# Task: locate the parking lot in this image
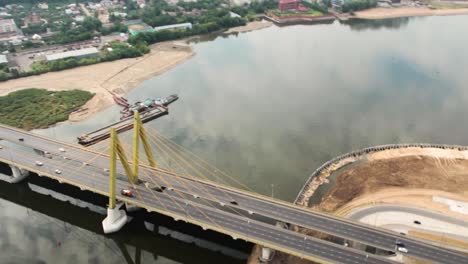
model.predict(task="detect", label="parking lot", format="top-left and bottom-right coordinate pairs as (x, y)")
top-left (11, 39), bottom-right (102, 72)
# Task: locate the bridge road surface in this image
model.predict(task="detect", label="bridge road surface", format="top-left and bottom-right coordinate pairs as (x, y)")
top-left (1, 125), bottom-right (468, 263)
top-left (0, 145), bottom-right (396, 264)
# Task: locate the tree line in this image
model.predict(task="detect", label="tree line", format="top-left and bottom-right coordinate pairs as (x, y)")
top-left (342, 0), bottom-right (378, 12)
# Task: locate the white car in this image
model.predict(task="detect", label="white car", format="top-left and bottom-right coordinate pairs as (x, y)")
top-left (59, 148), bottom-right (66, 152)
top-left (35, 161), bottom-right (43, 166)
top-left (55, 169), bottom-right (62, 174)
top-left (397, 247), bottom-right (408, 253)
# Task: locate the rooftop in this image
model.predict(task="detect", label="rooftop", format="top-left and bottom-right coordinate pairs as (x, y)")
top-left (0, 54), bottom-right (7, 64)
top-left (45, 47), bottom-right (99, 61)
top-left (153, 22), bottom-right (192, 31)
top-left (0, 18), bottom-right (16, 27)
top-left (279, 0), bottom-right (299, 3)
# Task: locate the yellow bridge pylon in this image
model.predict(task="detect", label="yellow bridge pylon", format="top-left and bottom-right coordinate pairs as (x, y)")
top-left (108, 111), bottom-right (157, 209)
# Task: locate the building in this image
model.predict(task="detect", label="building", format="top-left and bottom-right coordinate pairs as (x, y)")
top-left (0, 54), bottom-right (8, 65)
top-left (229, 11), bottom-right (241, 18)
top-left (332, 0), bottom-right (344, 8)
top-left (154, 22), bottom-right (192, 32)
top-left (38, 2), bottom-right (49, 10)
top-left (0, 12), bottom-right (11, 18)
top-left (112, 12), bottom-right (128, 18)
top-left (278, 0), bottom-right (300, 12)
top-left (74, 15), bottom-right (85, 22)
top-left (32, 34), bottom-right (42, 41)
top-left (0, 19), bottom-right (17, 35)
top-left (125, 20), bottom-right (155, 36)
top-left (24, 12), bottom-right (42, 26)
top-left (45, 47), bottom-right (100, 62)
top-left (134, 0), bottom-right (146, 8)
top-left (129, 27), bottom-right (154, 36)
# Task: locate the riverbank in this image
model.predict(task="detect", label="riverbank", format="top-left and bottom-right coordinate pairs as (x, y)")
top-left (354, 7), bottom-right (468, 19)
top-left (0, 42), bottom-right (194, 122)
top-left (224, 20), bottom-right (273, 34)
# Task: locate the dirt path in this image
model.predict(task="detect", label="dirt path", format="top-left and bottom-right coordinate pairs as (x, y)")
top-left (0, 42), bottom-right (194, 122)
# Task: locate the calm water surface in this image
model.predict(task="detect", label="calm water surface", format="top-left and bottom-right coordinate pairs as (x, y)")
top-left (2, 15), bottom-right (468, 263)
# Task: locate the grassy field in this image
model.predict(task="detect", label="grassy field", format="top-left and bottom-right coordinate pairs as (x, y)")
top-left (0, 88), bottom-right (94, 130)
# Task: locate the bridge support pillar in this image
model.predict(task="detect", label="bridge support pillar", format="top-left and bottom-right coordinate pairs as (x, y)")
top-left (259, 247), bottom-right (274, 262)
top-left (10, 165), bottom-right (29, 183)
top-left (102, 202), bottom-right (128, 234)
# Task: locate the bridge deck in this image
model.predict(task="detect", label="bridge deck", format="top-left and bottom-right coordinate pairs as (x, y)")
top-left (0, 124), bottom-right (466, 264)
top-left (0, 145), bottom-right (392, 264)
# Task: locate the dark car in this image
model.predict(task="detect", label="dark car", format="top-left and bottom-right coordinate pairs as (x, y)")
top-left (121, 189), bottom-right (134, 197)
top-left (414, 220), bottom-right (421, 225)
top-left (395, 240), bottom-right (405, 247)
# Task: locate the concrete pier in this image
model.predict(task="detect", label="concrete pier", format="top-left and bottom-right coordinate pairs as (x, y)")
top-left (259, 247), bottom-right (274, 262)
top-left (102, 202), bottom-right (128, 234)
top-left (9, 165), bottom-right (29, 183)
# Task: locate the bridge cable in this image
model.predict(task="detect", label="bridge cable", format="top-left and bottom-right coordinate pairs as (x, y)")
top-left (142, 131), bottom-right (249, 218)
top-left (119, 141), bottom-right (223, 229)
top-left (148, 128), bottom-right (254, 192)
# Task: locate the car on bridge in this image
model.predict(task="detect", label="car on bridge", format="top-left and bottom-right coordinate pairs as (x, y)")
top-left (395, 240), bottom-right (408, 253)
top-left (121, 189), bottom-right (134, 197)
top-left (397, 247), bottom-right (408, 253)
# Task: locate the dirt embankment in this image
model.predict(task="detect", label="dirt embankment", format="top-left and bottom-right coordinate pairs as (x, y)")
top-left (0, 42), bottom-right (194, 122)
top-left (354, 7), bottom-right (468, 19)
top-left (316, 155), bottom-right (468, 213)
top-left (250, 145), bottom-right (468, 264)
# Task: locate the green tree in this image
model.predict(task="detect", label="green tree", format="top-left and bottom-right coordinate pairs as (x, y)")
top-left (81, 16), bottom-right (102, 32)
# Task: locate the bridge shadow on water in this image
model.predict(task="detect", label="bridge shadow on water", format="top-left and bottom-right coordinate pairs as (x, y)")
top-left (0, 163), bottom-right (251, 264)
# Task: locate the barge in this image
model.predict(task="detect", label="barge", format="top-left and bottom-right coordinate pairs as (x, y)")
top-left (77, 94), bottom-right (178, 146)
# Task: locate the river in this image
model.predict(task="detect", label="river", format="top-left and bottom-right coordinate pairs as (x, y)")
top-left (1, 15), bottom-right (468, 263)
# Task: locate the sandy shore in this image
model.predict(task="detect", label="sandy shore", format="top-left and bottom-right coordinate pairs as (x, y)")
top-left (0, 42), bottom-right (194, 121)
top-left (354, 7), bottom-right (468, 19)
top-left (224, 20), bottom-right (273, 34)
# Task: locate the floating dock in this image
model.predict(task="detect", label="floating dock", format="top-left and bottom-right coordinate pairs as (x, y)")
top-left (77, 95), bottom-right (178, 146)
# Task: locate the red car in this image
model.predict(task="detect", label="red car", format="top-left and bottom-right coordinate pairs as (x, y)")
top-left (121, 189), bottom-right (134, 197)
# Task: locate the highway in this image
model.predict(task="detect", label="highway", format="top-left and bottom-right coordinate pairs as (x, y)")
top-left (1, 125), bottom-right (467, 263)
top-left (0, 144), bottom-right (394, 264)
top-left (349, 205), bottom-right (468, 227)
